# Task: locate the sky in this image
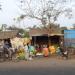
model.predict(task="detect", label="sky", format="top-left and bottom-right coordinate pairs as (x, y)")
top-left (0, 0), bottom-right (75, 29)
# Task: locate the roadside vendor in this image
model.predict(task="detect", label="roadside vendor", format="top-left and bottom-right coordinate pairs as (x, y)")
top-left (43, 45), bottom-right (49, 57)
top-left (23, 43), bottom-right (30, 60)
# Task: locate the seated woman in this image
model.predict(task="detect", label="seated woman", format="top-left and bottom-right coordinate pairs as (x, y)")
top-left (56, 47), bottom-right (68, 59)
top-left (3, 41), bottom-right (12, 60)
top-left (28, 45), bottom-right (36, 57)
top-left (43, 45), bottom-right (49, 57)
top-left (56, 47), bottom-right (62, 56)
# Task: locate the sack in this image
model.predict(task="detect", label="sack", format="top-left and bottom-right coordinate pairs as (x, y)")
top-left (64, 51), bottom-right (67, 55)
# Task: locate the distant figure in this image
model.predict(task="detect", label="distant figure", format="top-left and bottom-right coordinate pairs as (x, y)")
top-left (43, 45), bottom-right (49, 57)
top-left (61, 47), bottom-right (68, 59)
top-left (3, 40), bottom-right (12, 60)
top-left (57, 47), bottom-right (68, 59)
top-left (28, 44), bottom-right (35, 59)
top-left (3, 41), bottom-right (10, 49)
top-left (35, 44), bottom-right (40, 53)
top-left (23, 43), bottom-right (29, 60)
top-left (56, 47), bottom-right (62, 56)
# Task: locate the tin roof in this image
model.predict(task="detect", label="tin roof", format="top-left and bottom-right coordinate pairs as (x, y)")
top-left (29, 27), bottom-right (63, 36)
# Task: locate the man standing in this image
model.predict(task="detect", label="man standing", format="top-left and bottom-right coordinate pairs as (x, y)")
top-left (23, 43), bottom-right (29, 61)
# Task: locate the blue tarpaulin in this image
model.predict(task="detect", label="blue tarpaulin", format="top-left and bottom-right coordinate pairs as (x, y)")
top-left (64, 30), bottom-right (75, 39)
top-left (64, 30), bottom-right (75, 47)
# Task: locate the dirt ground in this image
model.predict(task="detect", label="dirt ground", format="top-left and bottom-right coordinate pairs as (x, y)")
top-left (0, 56), bottom-right (75, 75)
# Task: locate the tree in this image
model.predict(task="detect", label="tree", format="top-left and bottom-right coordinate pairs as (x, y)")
top-left (8, 26), bottom-right (29, 38)
top-left (17, 0), bottom-right (72, 28)
top-left (0, 1), bottom-right (2, 10)
top-left (16, 0), bottom-right (73, 45)
top-left (1, 24), bottom-right (7, 31)
top-left (72, 24), bottom-right (75, 29)
top-left (0, 4), bottom-right (1, 10)
top-left (60, 26), bottom-right (68, 34)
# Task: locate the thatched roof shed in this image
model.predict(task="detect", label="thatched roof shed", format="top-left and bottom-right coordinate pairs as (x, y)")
top-left (0, 30), bottom-right (18, 40)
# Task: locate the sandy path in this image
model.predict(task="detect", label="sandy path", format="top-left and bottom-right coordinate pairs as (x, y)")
top-left (0, 57), bottom-right (75, 69)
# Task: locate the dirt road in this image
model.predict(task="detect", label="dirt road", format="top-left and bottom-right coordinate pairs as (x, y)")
top-left (0, 57), bottom-right (75, 75)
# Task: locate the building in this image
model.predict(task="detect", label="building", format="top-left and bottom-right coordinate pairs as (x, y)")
top-left (0, 30), bottom-right (19, 46)
top-left (29, 25), bottom-right (64, 47)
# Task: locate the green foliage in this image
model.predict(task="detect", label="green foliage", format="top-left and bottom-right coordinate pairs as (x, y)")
top-left (18, 29), bottom-right (25, 34)
top-left (8, 26), bottom-right (29, 38)
top-left (18, 29), bottom-right (29, 38)
top-left (23, 31), bottom-right (29, 38)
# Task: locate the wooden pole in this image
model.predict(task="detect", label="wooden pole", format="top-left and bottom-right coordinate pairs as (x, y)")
top-left (34, 36), bottom-right (36, 46)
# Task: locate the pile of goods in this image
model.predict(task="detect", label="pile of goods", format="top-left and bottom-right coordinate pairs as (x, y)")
top-left (49, 45), bottom-right (56, 54)
top-left (16, 47), bottom-right (25, 60)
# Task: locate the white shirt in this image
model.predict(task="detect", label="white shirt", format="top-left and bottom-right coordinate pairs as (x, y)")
top-left (24, 45), bottom-right (29, 52)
